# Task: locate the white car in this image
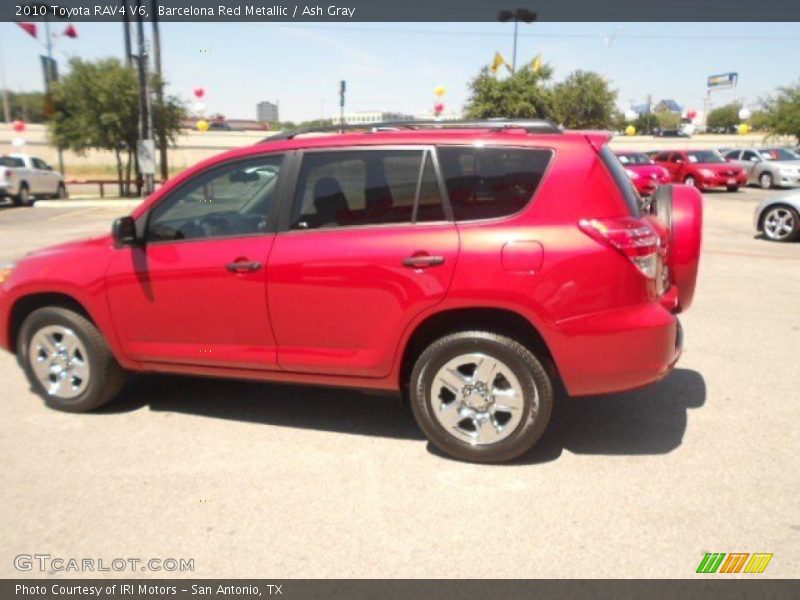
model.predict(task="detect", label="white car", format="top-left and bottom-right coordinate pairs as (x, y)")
top-left (0, 154), bottom-right (67, 207)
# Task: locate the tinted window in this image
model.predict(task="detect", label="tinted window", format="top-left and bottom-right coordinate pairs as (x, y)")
top-left (599, 146), bottom-right (641, 217)
top-left (291, 150), bottom-right (444, 230)
top-left (437, 146), bottom-right (551, 221)
top-left (147, 155), bottom-right (284, 242)
top-left (654, 152), bottom-right (671, 162)
top-left (32, 158), bottom-right (48, 170)
top-left (0, 156), bottom-right (24, 168)
top-left (686, 150), bottom-right (724, 164)
top-left (725, 150), bottom-right (741, 160)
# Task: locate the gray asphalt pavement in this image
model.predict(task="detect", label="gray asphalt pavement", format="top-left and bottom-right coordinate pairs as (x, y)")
top-left (0, 188), bottom-right (798, 578)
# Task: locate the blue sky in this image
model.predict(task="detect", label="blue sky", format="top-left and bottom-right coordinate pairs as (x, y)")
top-left (1, 21), bottom-right (798, 122)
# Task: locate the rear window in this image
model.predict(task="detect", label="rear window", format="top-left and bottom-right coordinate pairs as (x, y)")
top-left (600, 146), bottom-right (641, 217)
top-left (0, 156), bottom-right (24, 168)
top-left (437, 146), bottom-right (552, 221)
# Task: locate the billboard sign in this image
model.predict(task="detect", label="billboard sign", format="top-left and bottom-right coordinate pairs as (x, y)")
top-left (707, 72), bottom-right (738, 89)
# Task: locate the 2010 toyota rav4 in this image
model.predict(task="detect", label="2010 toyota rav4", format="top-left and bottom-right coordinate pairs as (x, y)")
top-left (0, 121), bottom-right (702, 463)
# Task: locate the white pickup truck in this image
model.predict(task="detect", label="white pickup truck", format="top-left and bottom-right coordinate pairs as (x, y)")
top-left (0, 154), bottom-right (67, 206)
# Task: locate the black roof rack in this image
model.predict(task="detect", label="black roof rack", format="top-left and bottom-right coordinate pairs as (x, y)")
top-left (258, 119), bottom-right (562, 143)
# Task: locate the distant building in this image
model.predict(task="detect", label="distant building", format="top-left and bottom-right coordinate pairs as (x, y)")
top-left (256, 101), bottom-right (279, 124)
top-left (331, 111), bottom-right (414, 125)
top-left (653, 99), bottom-right (683, 113)
top-left (413, 110), bottom-right (463, 122)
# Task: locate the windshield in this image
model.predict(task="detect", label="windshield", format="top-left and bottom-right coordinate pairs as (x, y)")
top-left (686, 151), bottom-right (724, 164)
top-left (758, 148), bottom-right (800, 161)
top-left (616, 152), bottom-right (654, 166)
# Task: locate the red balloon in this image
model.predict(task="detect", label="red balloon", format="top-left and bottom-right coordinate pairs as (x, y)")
top-left (12, 120), bottom-right (25, 133)
top-left (193, 87), bottom-right (205, 99)
top-left (687, 110), bottom-right (697, 120)
top-left (434, 102), bottom-right (444, 113)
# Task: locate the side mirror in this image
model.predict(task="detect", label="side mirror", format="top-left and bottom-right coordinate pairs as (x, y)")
top-left (112, 216), bottom-right (139, 247)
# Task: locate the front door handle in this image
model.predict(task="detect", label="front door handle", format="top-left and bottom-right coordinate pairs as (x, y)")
top-left (402, 255), bottom-right (445, 269)
top-left (225, 260), bottom-right (262, 273)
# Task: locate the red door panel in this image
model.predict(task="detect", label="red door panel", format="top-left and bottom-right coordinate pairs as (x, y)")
top-left (267, 223), bottom-right (459, 377)
top-left (105, 236), bottom-right (278, 369)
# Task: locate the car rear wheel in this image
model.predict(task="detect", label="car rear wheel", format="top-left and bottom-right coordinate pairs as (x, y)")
top-left (409, 331), bottom-right (553, 463)
top-left (762, 205), bottom-right (799, 242)
top-left (13, 184), bottom-right (32, 207)
top-left (17, 307), bottom-right (126, 412)
top-left (760, 172), bottom-right (774, 190)
top-left (55, 183), bottom-right (68, 199)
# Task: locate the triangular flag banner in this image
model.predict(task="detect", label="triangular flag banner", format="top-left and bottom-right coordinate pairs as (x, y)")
top-left (531, 54), bottom-right (542, 73)
top-left (17, 22), bottom-right (38, 39)
top-left (491, 52), bottom-right (511, 75)
top-left (64, 24), bottom-right (78, 39)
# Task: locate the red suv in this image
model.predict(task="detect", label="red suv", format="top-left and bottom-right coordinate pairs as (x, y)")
top-left (654, 149), bottom-right (746, 192)
top-left (0, 121), bottom-right (702, 463)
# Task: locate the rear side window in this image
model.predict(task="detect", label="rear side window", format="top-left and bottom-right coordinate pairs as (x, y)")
top-left (291, 149), bottom-right (445, 230)
top-left (599, 146), bottom-right (641, 217)
top-left (0, 156), bottom-right (24, 168)
top-left (437, 146), bottom-right (551, 221)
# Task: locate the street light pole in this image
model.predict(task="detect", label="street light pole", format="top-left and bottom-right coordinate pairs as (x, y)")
top-left (151, 0), bottom-right (168, 182)
top-left (498, 9), bottom-right (537, 75)
top-left (135, 4), bottom-right (154, 195)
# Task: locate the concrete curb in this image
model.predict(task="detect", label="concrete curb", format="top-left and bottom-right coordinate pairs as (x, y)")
top-left (34, 199), bottom-right (143, 209)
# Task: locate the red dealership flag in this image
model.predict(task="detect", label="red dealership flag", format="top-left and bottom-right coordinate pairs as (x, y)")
top-left (63, 24), bottom-right (78, 39)
top-left (17, 22), bottom-right (38, 39)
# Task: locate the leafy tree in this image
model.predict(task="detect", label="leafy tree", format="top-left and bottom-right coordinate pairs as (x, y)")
top-left (634, 112), bottom-right (659, 135)
top-left (760, 81), bottom-right (800, 143)
top-left (552, 70), bottom-right (617, 129)
top-left (50, 57), bottom-right (184, 196)
top-left (2, 91), bottom-right (47, 123)
top-left (465, 65), bottom-right (557, 121)
top-left (706, 103), bottom-right (741, 132)
top-left (654, 110), bottom-right (681, 130)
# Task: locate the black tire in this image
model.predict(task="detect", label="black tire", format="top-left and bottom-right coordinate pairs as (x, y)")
top-left (17, 307), bottom-right (126, 412)
top-left (13, 183), bottom-right (32, 207)
top-left (759, 172), bottom-right (774, 190)
top-left (409, 331), bottom-right (553, 463)
top-left (55, 182), bottom-right (68, 199)
top-left (726, 185), bottom-right (739, 192)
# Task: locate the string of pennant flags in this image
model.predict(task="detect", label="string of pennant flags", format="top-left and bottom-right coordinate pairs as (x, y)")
top-left (491, 51), bottom-right (542, 75)
top-left (17, 22), bottom-right (79, 40)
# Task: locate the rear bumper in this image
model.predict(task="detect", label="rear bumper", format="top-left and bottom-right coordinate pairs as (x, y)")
top-left (549, 302), bottom-right (682, 396)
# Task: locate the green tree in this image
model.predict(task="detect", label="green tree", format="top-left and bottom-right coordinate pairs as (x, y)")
top-left (654, 110), bottom-right (681, 130)
top-left (464, 65), bottom-right (557, 121)
top-left (50, 57), bottom-right (184, 196)
top-left (760, 81), bottom-right (800, 143)
top-left (634, 112), bottom-right (659, 135)
top-left (552, 70), bottom-right (617, 129)
top-left (3, 91), bottom-right (47, 123)
top-left (706, 103), bottom-right (741, 132)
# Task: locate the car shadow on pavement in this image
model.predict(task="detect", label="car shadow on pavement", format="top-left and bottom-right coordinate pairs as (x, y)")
top-left (508, 367), bottom-right (707, 465)
top-left (103, 367), bottom-right (705, 462)
top-left (104, 374), bottom-right (425, 441)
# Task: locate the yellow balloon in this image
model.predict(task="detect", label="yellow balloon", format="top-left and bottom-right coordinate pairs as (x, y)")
top-left (434, 85), bottom-right (446, 97)
top-left (196, 119), bottom-right (210, 132)
top-left (738, 123), bottom-right (750, 135)
top-left (625, 125), bottom-right (636, 136)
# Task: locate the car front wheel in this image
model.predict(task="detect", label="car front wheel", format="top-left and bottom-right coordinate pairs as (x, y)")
top-left (409, 331), bottom-right (553, 463)
top-left (760, 172), bottom-right (774, 190)
top-left (762, 205), bottom-right (799, 242)
top-left (17, 307), bottom-right (126, 412)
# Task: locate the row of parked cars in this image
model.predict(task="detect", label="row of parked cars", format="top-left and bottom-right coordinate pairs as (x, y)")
top-left (615, 146), bottom-right (800, 242)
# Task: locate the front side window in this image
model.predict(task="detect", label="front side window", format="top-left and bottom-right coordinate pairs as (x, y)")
top-left (146, 155), bottom-right (284, 242)
top-left (437, 146), bottom-right (551, 221)
top-left (290, 149), bottom-right (445, 230)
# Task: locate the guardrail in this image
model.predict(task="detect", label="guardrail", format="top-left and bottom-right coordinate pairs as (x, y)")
top-left (65, 179), bottom-right (165, 198)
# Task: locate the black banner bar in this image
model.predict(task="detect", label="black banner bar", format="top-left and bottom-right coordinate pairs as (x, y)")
top-left (2, 580), bottom-right (799, 600)
top-left (5, 0), bottom-right (800, 22)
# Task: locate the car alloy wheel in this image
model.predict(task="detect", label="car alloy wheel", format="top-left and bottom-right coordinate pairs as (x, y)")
top-left (684, 176), bottom-right (696, 188)
top-left (763, 206), bottom-right (798, 241)
top-left (430, 353), bottom-right (527, 445)
top-left (760, 173), bottom-right (774, 190)
top-left (28, 325), bottom-right (91, 400)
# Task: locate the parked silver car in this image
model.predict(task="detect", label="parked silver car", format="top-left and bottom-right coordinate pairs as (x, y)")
top-left (723, 147), bottom-right (800, 189)
top-left (754, 190), bottom-right (800, 242)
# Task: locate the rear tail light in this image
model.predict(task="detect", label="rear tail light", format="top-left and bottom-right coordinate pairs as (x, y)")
top-left (579, 217), bottom-right (661, 279)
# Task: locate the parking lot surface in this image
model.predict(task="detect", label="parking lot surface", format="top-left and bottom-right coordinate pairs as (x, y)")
top-left (1, 189), bottom-right (798, 578)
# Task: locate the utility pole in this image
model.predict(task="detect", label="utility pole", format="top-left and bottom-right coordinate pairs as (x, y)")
top-left (122, 0), bottom-right (132, 67)
top-left (43, 16), bottom-right (65, 176)
top-left (0, 36), bottom-right (11, 123)
top-left (151, 0), bottom-right (168, 182)
top-left (339, 80), bottom-right (346, 131)
top-left (135, 2), bottom-right (154, 195)
top-left (497, 9), bottom-right (537, 74)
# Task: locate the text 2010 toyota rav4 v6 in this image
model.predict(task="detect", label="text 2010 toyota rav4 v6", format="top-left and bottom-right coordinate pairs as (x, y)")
top-left (0, 121), bottom-right (702, 463)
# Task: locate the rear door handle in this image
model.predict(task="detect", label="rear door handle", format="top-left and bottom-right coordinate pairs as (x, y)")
top-left (402, 255), bottom-right (445, 268)
top-left (225, 260), bottom-right (262, 273)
